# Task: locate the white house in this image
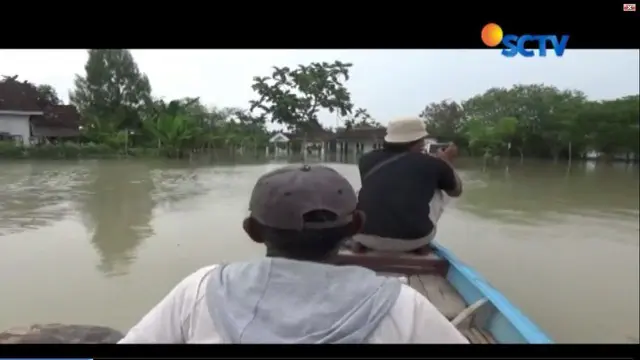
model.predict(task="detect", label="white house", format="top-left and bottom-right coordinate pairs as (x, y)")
top-left (334, 127), bottom-right (386, 156)
top-left (1, 78), bottom-right (82, 146)
top-left (0, 110), bottom-right (43, 146)
top-left (266, 132), bottom-right (291, 156)
top-left (269, 132), bottom-right (289, 143)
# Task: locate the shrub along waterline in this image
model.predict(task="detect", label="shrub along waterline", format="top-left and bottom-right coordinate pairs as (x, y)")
top-left (0, 141), bottom-right (155, 159)
top-left (0, 141), bottom-right (270, 160)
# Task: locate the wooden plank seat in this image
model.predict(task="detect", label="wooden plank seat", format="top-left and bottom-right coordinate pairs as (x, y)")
top-left (329, 244), bottom-right (499, 344)
top-left (331, 248), bottom-right (449, 276)
top-left (408, 274), bottom-right (466, 320)
top-left (411, 274), bottom-right (496, 343)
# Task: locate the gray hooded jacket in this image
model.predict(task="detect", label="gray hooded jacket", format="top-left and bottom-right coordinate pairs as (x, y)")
top-left (206, 258), bottom-right (402, 343)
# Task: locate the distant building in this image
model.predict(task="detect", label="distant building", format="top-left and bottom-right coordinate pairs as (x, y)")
top-left (266, 132), bottom-right (290, 156)
top-left (584, 149), bottom-right (638, 162)
top-left (286, 123), bottom-right (335, 156)
top-left (0, 80), bottom-right (81, 146)
top-left (31, 105), bottom-right (82, 142)
top-left (334, 125), bottom-right (441, 156)
top-left (334, 126), bottom-right (386, 155)
top-left (264, 123), bottom-right (444, 158)
top-left (268, 132), bottom-right (290, 143)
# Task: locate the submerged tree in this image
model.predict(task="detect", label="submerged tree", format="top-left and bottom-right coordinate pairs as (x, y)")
top-left (248, 61), bottom-right (355, 132)
top-left (467, 116), bottom-right (517, 157)
top-left (343, 108), bottom-right (382, 130)
top-left (445, 84), bottom-right (639, 162)
top-left (420, 100), bottom-right (466, 144)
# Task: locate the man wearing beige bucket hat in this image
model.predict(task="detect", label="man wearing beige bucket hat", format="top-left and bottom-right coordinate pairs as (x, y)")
top-left (353, 117), bottom-right (462, 253)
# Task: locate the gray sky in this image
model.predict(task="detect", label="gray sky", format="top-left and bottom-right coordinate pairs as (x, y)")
top-left (1, 50), bottom-right (638, 127)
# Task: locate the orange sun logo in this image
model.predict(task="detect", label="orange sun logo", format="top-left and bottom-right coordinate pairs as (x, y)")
top-left (481, 23), bottom-right (504, 47)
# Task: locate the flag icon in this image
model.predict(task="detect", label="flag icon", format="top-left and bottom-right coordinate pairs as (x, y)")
top-left (623, 3), bottom-right (636, 11)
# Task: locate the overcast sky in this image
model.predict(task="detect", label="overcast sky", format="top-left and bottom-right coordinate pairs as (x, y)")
top-left (1, 50), bottom-right (638, 127)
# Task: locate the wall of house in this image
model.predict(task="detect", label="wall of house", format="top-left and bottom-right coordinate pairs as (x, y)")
top-left (360, 139), bottom-right (381, 153)
top-left (265, 140), bottom-right (290, 156)
top-left (0, 113), bottom-right (31, 146)
top-left (338, 139), bottom-right (383, 155)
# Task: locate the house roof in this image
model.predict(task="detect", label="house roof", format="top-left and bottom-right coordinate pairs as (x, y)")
top-left (269, 133), bottom-right (290, 143)
top-left (44, 105), bottom-right (81, 127)
top-left (0, 78), bottom-right (42, 112)
top-left (282, 120), bottom-right (337, 141)
top-left (0, 78), bottom-right (82, 136)
top-left (333, 127), bottom-right (441, 142)
top-left (287, 129), bottom-right (335, 141)
top-left (335, 127), bottom-right (386, 141)
top-left (31, 125), bottom-right (81, 138)
top-left (30, 105), bottom-right (82, 137)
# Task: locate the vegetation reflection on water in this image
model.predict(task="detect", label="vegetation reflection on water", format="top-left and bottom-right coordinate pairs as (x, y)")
top-left (0, 158), bottom-right (637, 343)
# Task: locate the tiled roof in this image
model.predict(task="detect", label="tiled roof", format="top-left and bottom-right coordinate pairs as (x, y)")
top-left (0, 77), bottom-right (82, 137)
top-left (0, 79), bottom-right (42, 112)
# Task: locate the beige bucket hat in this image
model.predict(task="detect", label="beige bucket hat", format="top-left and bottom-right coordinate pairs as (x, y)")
top-left (384, 117), bottom-right (428, 143)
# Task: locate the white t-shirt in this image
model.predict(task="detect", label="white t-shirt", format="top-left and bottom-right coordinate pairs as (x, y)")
top-left (119, 265), bottom-right (469, 344)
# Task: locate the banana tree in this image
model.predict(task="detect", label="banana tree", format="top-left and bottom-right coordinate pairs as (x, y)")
top-left (81, 113), bottom-right (128, 149)
top-left (142, 112), bottom-right (201, 158)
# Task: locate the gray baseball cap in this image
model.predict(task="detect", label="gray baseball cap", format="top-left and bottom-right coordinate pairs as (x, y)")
top-left (249, 165), bottom-right (357, 230)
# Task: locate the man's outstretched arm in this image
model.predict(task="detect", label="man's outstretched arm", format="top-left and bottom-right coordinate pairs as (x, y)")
top-left (436, 157), bottom-right (463, 198)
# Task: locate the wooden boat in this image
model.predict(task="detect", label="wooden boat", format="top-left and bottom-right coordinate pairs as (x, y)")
top-left (333, 242), bottom-right (553, 344)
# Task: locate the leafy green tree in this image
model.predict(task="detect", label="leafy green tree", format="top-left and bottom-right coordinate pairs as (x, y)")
top-left (578, 95), bottom-right (639, 160)
top-left (142, 110), bottom-right (200, 157)
top-left (248, 61), bottom-right (355, 132)
top-left (463, 87), bottom-right (530, 158)
top-left (36, 84), bottom-right (62, 106)
top-left (466, 116), bottom-right (517, 158)
top-left (8, 57), bottom-right (638, 164)
top-left (343, 108), bottom-right (381, 130)
top-left (419, 100), bottom-right (466, 144)
top-left (457, 84), bottom-right (626, 162)
top-left (70, 49), bottom-right (152, 131)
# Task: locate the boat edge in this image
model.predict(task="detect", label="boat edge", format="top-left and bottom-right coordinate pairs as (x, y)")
top-left (433, 242), bottom-right (554, 344)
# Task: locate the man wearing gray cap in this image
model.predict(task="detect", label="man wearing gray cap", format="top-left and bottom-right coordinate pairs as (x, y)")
top-left (119, 165), bottom-right (468, 344)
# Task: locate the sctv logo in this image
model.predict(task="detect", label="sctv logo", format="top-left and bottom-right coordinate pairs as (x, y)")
top-left (481, 23), bottom-right (570, 58)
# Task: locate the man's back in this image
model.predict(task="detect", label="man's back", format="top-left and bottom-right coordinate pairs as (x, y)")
top-left (358, 149), bottom-right (446, 240)
top-left (118, 261), bottom-right (468, 343)
top-left (118, 164), bottom-right (467, 344)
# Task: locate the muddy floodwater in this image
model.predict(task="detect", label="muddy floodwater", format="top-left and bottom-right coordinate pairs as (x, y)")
top-left (0, 158), bottom-right (637, 343)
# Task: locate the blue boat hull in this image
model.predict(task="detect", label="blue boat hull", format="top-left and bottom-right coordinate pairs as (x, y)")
top-left (433, 242), bottom-right (553, 344)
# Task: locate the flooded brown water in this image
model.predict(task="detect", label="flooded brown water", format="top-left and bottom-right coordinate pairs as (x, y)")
top-left (0, 158), bottom-right (637, 343)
